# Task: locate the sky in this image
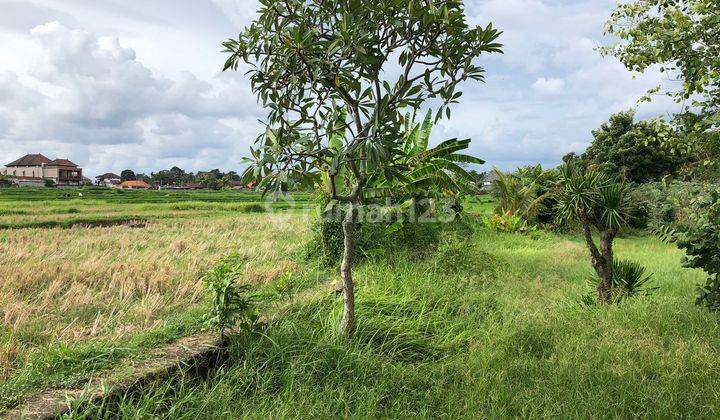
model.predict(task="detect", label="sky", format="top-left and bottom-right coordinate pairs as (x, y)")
top-left (0, 0), bottom-right (679, 177)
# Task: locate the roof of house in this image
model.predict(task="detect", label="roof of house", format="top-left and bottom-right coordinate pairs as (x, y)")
top-left (48, 158), bottom-right (78, 167)
top-left (96, 172), bottom-right (121, 180)
top-left (120, 180), bottom-right (152, 188)
top-left (5, 154), bottom-right (52, 167)
top-left (483, 171), bottom-right (500, 183)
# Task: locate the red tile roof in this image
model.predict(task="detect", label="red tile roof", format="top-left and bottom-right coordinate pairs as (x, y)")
top-left (120, 180), bottom-right (152, 189)
top-left (5, 154), bottom-right (52, 167)
top-left (96, 172), bottom-right (121, 180)
top-left (48, 158), bottom-right (78, 167)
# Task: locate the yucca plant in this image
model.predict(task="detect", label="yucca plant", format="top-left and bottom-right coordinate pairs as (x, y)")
top-left (556, 163), bottom-right (631, 303)
top-left (612, 259), bottom-right (657, 300)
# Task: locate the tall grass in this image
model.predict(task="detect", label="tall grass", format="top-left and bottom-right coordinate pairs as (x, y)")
top-left (64, 228), bottom-right (720, 418)
top-left (0, 211), bottom-right (309, 408)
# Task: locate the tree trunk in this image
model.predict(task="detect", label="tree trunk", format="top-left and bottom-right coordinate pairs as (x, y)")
top-left (339, 200), bottom-right (359, 336)
top-left (582, 221), bottom-right (613, 304)
top-left (597, 229), bottom-right (616, 304)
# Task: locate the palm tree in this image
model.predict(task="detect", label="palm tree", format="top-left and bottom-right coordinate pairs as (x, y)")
top-left (490, 166), bottom-right (552, 223)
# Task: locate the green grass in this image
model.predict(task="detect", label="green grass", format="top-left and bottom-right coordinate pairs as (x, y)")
top-left (0, 308), bottom-right (207, 410)
top-left (63, 224), bottom-right (720, 418)
top-left (0, 187), bottom-right (314, 228)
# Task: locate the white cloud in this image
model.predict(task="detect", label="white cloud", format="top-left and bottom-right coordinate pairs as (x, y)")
top-left (532, 77), bottom-right (566, 95)
top-left (0, 20), bottom-right (260, 176)
top-left (0, 0), bottom-right (682, 175)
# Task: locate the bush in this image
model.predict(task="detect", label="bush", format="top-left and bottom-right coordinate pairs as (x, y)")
top-left (242, 203), bottom-right (266, 213)
top-left (305, 200), bottom-right (467, 266)
top-left (581, 259), bottom-right (656, 306)
top-left (481, 212), bottom-right (529, 233)
top-left (630, 182), bottom-right (716, 227)
top-left (659, 188), bottom-right (720, 310)
top-left (489, 166), bottom-right (558, 225)
top-left (611, 259), bottom-right (657, 300)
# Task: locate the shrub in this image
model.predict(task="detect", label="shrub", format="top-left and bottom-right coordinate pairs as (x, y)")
top-left (242, 203), bottom-right (266, 213)
top-left (630, 182), bottom-right (716, 227)
top-left (659, 188), bottom-right (720, 310)
top-left (581, 259), bottom-right (656, 306)
top-left (202, 253), bottom-right (258, 338)
top-left (490, 166), bottom-right (557, 225)
top-left (307, 216), bottom-right (447, 266)
top-left (611, 259), bottom-right (657, 300)
top-left (305, 199), bottom-right (463, 266)
top-left (481, 212), bottom-right (529, 233)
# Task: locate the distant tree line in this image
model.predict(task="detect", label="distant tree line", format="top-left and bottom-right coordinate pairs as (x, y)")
top-left (119, 167), bottom-right (243, 190)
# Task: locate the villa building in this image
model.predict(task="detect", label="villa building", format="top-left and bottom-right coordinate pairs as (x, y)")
top-left (95, 172), bottom-right (122, 187)
top-left (1, 154), bottom-right (83, 186)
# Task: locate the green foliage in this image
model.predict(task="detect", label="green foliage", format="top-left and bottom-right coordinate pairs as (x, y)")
top-left (306, 209), bottom-right (448, 266)
top-left (196, 173), bottom-right (221, 190)
top-left (611, 259), bottom-right (657, 300)
top-left (364, 110), bottom-right (485, 200)
top-left (0, 175), bottom-right (14, 188)
top-left (556, 163), bottom-right (632, 303)
top-left (630, 181), bottom-right (717, 228)
top-left (582, 110), bottom-right (686, 183)
top-left (604, 0), bottom-right (719, 132)
top-left (659, 188), bottom-right (720, 310)
top-left (481, 212), bottom-right (528, 233)
top-left (202, 253), bottom-right (257, 337)
top-left (120, 169), bottom-right (136, 182)
top-left (679, 131), bottom-right (720, 181)
top-left (43, 179), bottom-right (56, 188)
top-left (222, 0), bottom-right (502, 196)
top-left (489, 165), bottom-right (556, 225)
top-left (241, 203), bottom-right (266, 213)
top-left (556, 164), bottom-right (630, 232)
top-left (580, 259), bottom-right (656, 306)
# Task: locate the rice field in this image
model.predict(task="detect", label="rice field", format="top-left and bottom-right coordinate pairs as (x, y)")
top-left (0, 187), bottom-right (315, 408)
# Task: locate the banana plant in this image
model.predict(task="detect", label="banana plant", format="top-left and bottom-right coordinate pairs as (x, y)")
top-left (365, 109), bottom-right (485, 201)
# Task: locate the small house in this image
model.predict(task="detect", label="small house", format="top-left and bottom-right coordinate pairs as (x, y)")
top-left (119, 180), bottom-right (152, 190)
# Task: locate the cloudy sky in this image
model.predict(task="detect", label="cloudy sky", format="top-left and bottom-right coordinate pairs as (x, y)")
top-left (0, 0), bottom-right (678, 177)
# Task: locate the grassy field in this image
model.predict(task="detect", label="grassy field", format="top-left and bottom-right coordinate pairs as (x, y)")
top-left (63, 225), bottom-right (720, 419)
top-left (3, 187), bottom-right (720, 418)
top-left (0, 187), bottom-right (319, 409)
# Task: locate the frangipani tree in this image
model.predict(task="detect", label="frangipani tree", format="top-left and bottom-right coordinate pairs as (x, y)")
top-left (222, 0), bottom-right (502, 335)
top-left (604, 0), bottom-right (719, 132)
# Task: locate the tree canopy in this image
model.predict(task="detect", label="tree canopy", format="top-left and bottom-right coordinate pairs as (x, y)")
top-left (582, 110), bottom-right (685, 183)
top-left (604, 0), bottom-right (719, 132)
top-left (222, 0), bottom-right (502, 335)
